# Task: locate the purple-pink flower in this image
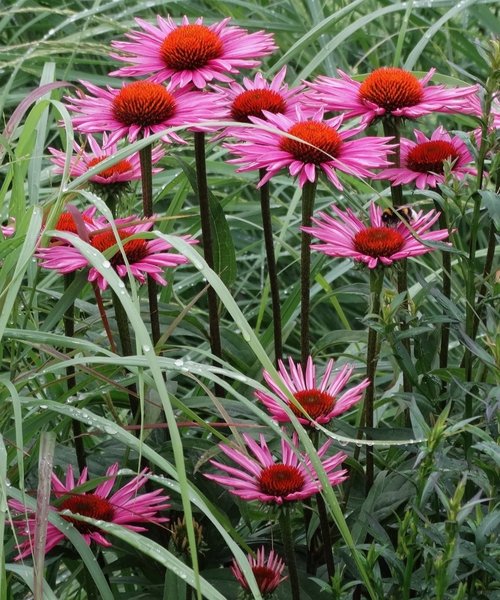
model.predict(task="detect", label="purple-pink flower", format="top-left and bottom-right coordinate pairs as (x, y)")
top-left (304, 203), bottom-right (450, 269)
top-left (308, 67), bottom-right (479, 125)
top-left (205, 433), bottom-right (347, 505)
top-left (65, 80), bottom-right (224, 146)
top-left (9, 463), bottom-right (170, 559)
top-left (37, 214), bottom-right (196, 290)
top-left (231, 546), bottom-right (287, 596)
top-left (109, 16), bottom-right (276, 88)
top-left (49, 134), bottom-right (165, 185)
top-left (377, 126), bottom-right (476, 189)
top-left (211, 66), bottom-right (315, 138)
top-left (256, 356), bottom-right (369, 425)
top-left (225, 107), bottom-right (394, 189)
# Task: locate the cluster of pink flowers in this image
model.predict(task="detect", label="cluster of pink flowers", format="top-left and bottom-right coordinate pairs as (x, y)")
top-left (15, 11), bottom-right (488, 597)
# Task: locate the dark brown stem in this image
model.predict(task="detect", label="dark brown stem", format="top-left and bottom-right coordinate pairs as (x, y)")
top-left (383, 118), bottom-right (411, 395)
top-left (139, 143), bottom-right (161, 347)
top-left (112, 290), bottom-right (139, 420)
top-left (259, 170), bottom-right (283, 364)
top-left (365, 267), bottom-right (384, 493)
top-left (194, 131), bottom-right (223, 396)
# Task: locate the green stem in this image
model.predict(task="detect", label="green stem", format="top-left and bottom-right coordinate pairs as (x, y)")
top-left (463, 82), bottom-right (493, 436)
top-left (139, 143), bottom-right (161, 347)
top-left (194, 131), bottom-right (223, 393)
top-left (279, 506), bottom-right (301, 600)
top-left (112, 290), bottom-right (139, 420)
top-left (300, 179), bottom-right (317, 368)
top-left (433, 197), bottom-right (451, 385)
top-left (259, 170), bottom-right (283, 364)
top-left (365, 267), bottom-right (384, 493)
top-left (64, 273), bottom-right (86, 473)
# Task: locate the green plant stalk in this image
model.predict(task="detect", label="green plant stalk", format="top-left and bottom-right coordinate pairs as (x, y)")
top-left (279, 506), bottom-right (301, 600)
top-left (365, 267), bottom-right (384, 492)
top-left (64, 273), bottom-right (86, 473)
top-left (112, 290), bottom-right (139, 420)
top-left (463, 81), bottom-right (493, 433)
top-left (433, 196), bottom-right (451, 381)
top-left (300, 179), bottom-right (317, 368)
top-left (382, 119), bottom-right (411, 395)
top-left (139, 143), bottom-right (161, 346)
top-left (472, 164), bottom-right (499, 341)
top-left (194, 132), bottom-right (223, 387)
top-left (259, 170), bottom-right (283, 364)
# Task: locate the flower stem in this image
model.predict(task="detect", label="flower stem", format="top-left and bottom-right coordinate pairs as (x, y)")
top-left (139, 142), bottom-right (161, 347)
top-left (463, 74), bottom-right (494, 439)
top-left (364, 267), bottom-right (384, 493)
top-left (92, 282), bottom-right (116, 353)
top-left (259, 170), bottom-right (283, 364)
top-left (433, 195), bottom-right (451, 387)
top-left (309, 430), bottom-right (335, 579)
top-left (279, 506), bottom-right (301, 600)
top-left (64, 273), bottom-right (86, 473)
top-left (382, 118), bottom-right (411, 395)
top-left (194, 131), bottom-right (223, 394)
top-left (300, 179), bottom-right (317, 368)
top-left (112, 290), bottom-right (139, 420)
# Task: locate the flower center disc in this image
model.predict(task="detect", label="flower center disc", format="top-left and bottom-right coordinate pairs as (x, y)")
top-left (406, 140), bottom-right (459, 173)
top-left (354, 227), bottom-right (405, 258)
top-left (59, 494), bottom-right (115, 533)
top-left (87, 156), bottom-right (133, 179)
top-left (280, 121), bottom-right (342, 164)
top-left (359, 67), bottom-right (424, 111)
top-left (230, 90), bottom-right (287, 122)
top-left (112, 82), bottom-right (176, 127)
top-left (251, 566), bottom-right (278, 592)
top-left (91, 230), bottom-right (149, 265)
top-left (292, 389), bottom-right (335, 420)
top-left (55, 213), bottom-right (93, 234)
top-left (160, 24), bottom-right (223, 70)
top-left (258, 464), bottom-right (305, 498)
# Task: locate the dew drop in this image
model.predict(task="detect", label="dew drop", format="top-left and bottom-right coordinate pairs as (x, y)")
top-left (142, 344), bottom-right (151, 353)
top-left (102, 260), bottom-right (111, 269)
top-left (174, 359), bottom-right (184, 367)
top-left (40, 404), bottom-right (48, 409)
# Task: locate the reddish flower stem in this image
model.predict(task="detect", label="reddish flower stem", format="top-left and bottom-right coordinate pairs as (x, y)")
top-left (63, 273), bottom-right (86, 473)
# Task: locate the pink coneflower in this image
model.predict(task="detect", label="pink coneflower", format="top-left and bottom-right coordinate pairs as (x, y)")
top-left (49, 134), bottom-right (165, 185)
top-left (205, 433), bottom-right (347, 505)
top-left (377, 126), bottom-right (476, 189)
top-left (231, 546), bottom-right (287, 597)
top-left (308, 67), bottom-right (479, 125)
top-left (9, 463), bottom-right (170, 560)
top-left (256, 356), bottom-right (369, 425)
top-left (109, 15), bottom-right (276, 89)
top-left (211, 66), bottom-right (316, 138)
top-left (65, 80), bottom-right (224, 146)
top-left (225, 107), bottom-right (394, 189)
top-left (304, 203), bottom-right (449, 269)
top-left (37, 215), bottom-right (195, 290)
